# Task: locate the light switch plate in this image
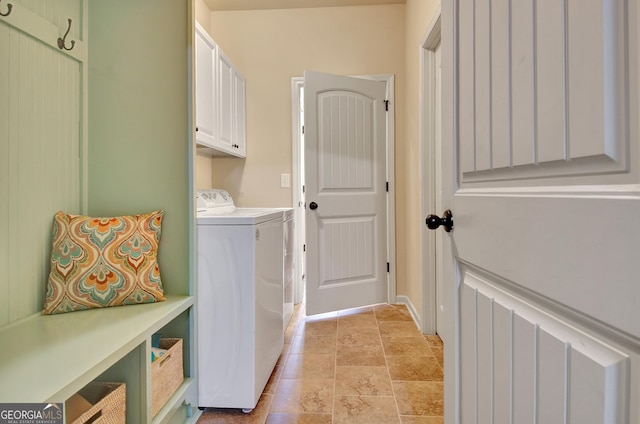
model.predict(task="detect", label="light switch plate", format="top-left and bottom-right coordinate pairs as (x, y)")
top-left (280, 173), bottom-right (291, 188)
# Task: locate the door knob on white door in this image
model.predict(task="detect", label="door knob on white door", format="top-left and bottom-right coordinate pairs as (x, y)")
top-left (426, 210), bottom-right (453, 232)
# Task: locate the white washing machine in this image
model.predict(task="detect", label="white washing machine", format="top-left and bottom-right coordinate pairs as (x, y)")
top-left (196, 189), bottom-right (284, 411)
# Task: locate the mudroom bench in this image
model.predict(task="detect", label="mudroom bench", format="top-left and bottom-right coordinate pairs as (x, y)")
top-left (0, 295), bottom-right (196, 422)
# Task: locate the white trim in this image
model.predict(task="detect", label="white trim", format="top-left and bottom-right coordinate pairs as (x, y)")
top-left (395, 295), bottom-right (421, 331)
top-left (385, 75), bottom-right (397, 304)
top-left (291, 77), bottom-right (304, 305)
top-left (419, 4), bottom-right (442, 335)
top-left (291, 74), bottom-right (396, 307)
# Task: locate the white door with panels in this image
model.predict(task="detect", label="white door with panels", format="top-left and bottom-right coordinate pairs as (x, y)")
top-left (440, 1), bottom-right (639, 423)
top-left (304, 71), bottom-right (388, 316)
top-left (217, 49), bottom-right (234, 152)
top-left (195, 21), bottom-right (217, 148)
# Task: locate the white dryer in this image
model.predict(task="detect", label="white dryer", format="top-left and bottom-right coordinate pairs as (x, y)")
top-left (281, 208), bottom-right (294, 329)
top-left (196, 189), bottom-right (284, 411)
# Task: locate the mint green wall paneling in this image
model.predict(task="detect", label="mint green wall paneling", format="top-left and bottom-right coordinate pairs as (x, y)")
top-left (88, 0), bottom-right (191, 297)
top-left (0, 20), bottom-right (83, 326)
top-left (15, 33), bottom-right (82, 321)
top-left (0, 24), bottom-right (9, 327)
top-left (16, 33), bottom-right (38, 319)
top-left (13, 0), bottom-right (83, 39)
top-left (6, 26), bottom-right (19, 325)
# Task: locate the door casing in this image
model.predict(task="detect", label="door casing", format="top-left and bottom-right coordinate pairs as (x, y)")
top-left (419, 5), bottom-right (442, 335)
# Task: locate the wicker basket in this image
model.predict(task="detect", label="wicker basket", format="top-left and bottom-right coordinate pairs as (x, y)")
top-left (69, 382), bottom-right (126, 424)
top-left (151, 338), bottom-right (184, 417)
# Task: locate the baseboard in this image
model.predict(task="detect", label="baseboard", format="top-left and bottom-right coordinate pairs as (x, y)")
top-left (395, 295), bottom-right (423, 333)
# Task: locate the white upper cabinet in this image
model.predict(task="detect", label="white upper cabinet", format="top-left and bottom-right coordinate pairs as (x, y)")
top-left (195, 22), bottom-right (217, 148)
top-left (195, 21), bottom-right (246, 158)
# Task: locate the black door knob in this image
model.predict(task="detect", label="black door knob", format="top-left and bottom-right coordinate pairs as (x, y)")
top-left (426, 209), bottom-right (453, 232)
top-left (309, 202), bottom-right (318, 210)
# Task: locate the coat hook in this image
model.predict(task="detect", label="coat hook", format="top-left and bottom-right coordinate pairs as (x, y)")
top-left (57, 18), bottom-right (75, 51)
top-left (0, 1), bottom-right (13, 17)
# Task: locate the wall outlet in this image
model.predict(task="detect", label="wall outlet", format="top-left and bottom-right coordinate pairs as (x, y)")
top-left (280, 174), bottom-right (291, 188)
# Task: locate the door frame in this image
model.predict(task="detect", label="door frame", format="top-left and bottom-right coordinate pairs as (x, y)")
top-left (291, 78), bottom-right (305, 305)
top-left (419, 5), bottom-right (442, 335)
top-left (291, 74), bottom-right (397, 306)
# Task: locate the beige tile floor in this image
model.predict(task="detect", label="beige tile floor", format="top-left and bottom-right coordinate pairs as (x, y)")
top-left (198, 303), bottom-right (444, 424)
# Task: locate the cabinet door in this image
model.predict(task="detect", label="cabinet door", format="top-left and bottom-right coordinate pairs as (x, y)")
top-left (195, 24), bottom-right (217, 148)
top-left (233, 69), bottom-right (246, 157)
top-left (217, 49), bottom-right (235, 152)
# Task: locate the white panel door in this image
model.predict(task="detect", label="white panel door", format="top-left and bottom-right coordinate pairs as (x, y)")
top-left (304, 71), bottom-right (387, 316)
top-left (441, 1), bottom-right (639, 423)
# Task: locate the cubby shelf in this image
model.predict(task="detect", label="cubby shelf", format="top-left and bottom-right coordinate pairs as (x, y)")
top-left (0, 295), bottom-right (194, 404)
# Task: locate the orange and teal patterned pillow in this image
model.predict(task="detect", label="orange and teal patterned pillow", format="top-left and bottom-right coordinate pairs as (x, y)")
top-left (42, 210), bottom-right (166, 315)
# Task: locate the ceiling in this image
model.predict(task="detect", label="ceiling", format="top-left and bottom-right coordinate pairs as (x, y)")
top-left (203, 0), bottom-right (405, 11)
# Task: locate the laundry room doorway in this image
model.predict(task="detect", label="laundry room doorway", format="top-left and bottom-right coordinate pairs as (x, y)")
top-left (291, 73), bottom-right (397, 316)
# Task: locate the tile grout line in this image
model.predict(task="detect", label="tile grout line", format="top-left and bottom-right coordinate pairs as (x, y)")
top-left (375, 310), bottom-right (405, 424)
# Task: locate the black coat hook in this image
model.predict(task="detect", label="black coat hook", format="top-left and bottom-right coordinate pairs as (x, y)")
top-left (0, 1), bottom-right (12, 17)
top-left (57, 18), bottom-right (75, 51)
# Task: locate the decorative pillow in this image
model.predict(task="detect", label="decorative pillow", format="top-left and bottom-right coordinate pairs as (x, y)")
top-left (43, 210), bottom-right (166, 315)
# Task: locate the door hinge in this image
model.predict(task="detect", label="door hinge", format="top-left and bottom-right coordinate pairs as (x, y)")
top-left (303, 244), bottom-right (306, 252)
top-left (387, 262), bottom-right (390, 273)
top-left (384, 100), bottom-right (390, 111)
top-left (302, 125), bottom-right (305, 134)
top-left (302, 185), bottom-right (305, 193)
top-left (386, 181), bottom-right (389, 192)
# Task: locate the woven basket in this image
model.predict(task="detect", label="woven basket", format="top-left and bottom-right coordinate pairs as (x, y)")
top-left (70, 382), bottom-right (126, 424)
top-left (151, 338), bottom-right (184, 417)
